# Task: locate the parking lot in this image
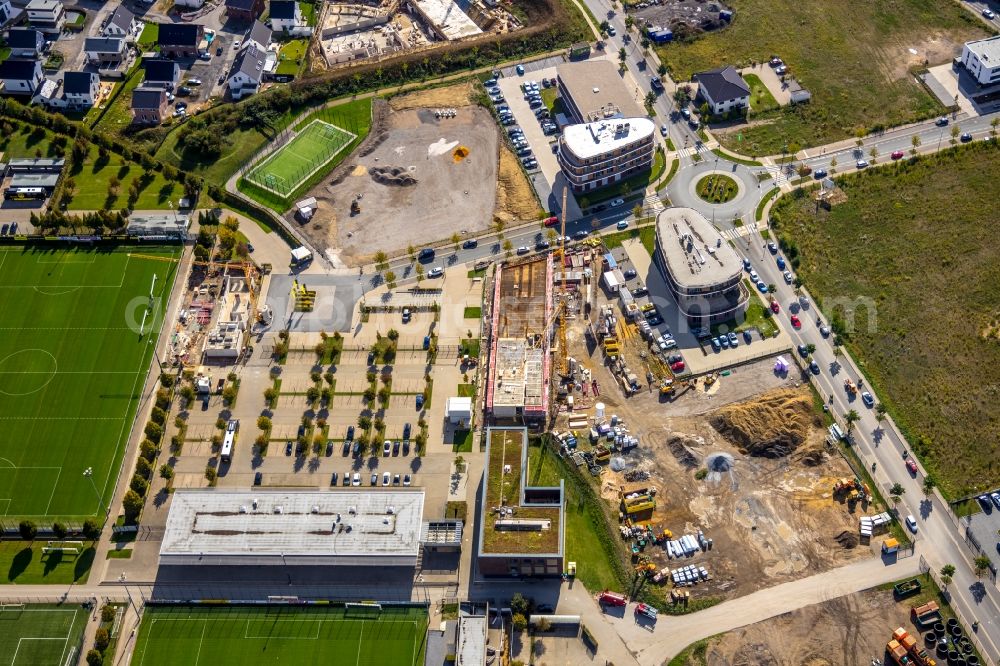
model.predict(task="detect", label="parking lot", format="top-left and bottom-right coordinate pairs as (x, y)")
top-left (493, 63), bottom-right (583, 219)
top-left (967, 493), bottom-right (1000, 571)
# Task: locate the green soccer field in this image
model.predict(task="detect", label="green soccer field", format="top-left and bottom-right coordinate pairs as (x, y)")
top-left (133, 605), bottom-right (428, 666)
top-left (0, 245), bottom-right (179, 521)
top-left (0, 604), bottom-right (88, 666)
top-left (246, 120), bottom-right (356, 196)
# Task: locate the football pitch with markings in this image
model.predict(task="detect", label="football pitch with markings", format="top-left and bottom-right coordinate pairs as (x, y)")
top-left (0, 603), bottom-right (88, 666)
top-left (133, 605), bottom-right (428, 666)
top-left (0, 245), bottom-right (179, 521)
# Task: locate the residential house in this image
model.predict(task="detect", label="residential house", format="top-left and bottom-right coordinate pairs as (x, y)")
top-left (173, 0), bottom-right (205, 10)
top-left (244, 19), bottom-right (271, 51)
top-left (693, 66), bottom-right (750, 116)
top-left (7, 28), bottom-right (45, 58)
top-left (0, 58), bottom-right (43, 95)
top-left (156, 23), bottom-right (204, 59)
top-left (225, 0), bottom-right (264, 22)
top-left (61, 71), bottom-right (100, 107)
top-left (0, 0), bottom-right (16, 27)
top-left (143, 59), bottom-right (180, 88)
top-left (131, 86), bottom-right (168, 124)
top-left (102, 4), bottom-right (142, 42)
top-left (269, 0), bottom-right (302, 32)
top-left (25, 0), bottom-right (65, 33)
top-left (227, 43), bottom-right (265, 100)
top-left (84, 37), bottom-right (126, 66)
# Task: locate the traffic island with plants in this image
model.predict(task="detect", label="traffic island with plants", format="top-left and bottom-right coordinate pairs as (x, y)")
top-left (696, 173), bottom-right (739, 204)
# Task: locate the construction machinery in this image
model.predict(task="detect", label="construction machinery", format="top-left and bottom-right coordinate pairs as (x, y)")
top-left (555, 186), bottom-right (569, 377)
top-left (350, 197), bottom-right (361, 215)
top-left (619, 485), bottom-right (656, 517)
top-left (659, 377), bottom-right (675, 396)
top-left (844, 378), bottom-right (858, 396)
top-left (886, 639), bottom-right (911, 665)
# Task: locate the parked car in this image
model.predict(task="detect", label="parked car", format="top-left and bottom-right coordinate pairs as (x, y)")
top-left (798, 344), bottom-right (809, 357)
top-left (711, 337), bottom-right (721, 351)
top-left (352, 472), bottom-right (360, 486)
top-left (991, 492), bottom-right (1000, 509)
top-left (767, 241), bottom-right (777, 254)
top-left (216, 46), bottom-right (223, 56)
top-left (906, 458), bottom-right (918, 475)
top-left (403, 440), bottom-right (410, 456)
top-left (403, 474), bottom-right (411, 486)
top-left (861, 391), bottom-right (875, 407)
top-left (790, 314), bottom-right (801, 328)
top-left (382, 472), bottom-right (391, 486)
top-left (623, 268), bottom-right (637, 279)
top-left (198, 52), bottom-right (211, 60)
top-left (393, 474), bottom-right (400, 485)
top-left (427, 266), bottom-right (444, 278)
top-left (343, 473), bottom-right (350, 486)
top-left (660, 124), bottom-right (668, 136)
top-left (401, 308), bottom-right (411, 323)
top-left (187, 78), bottom-right (202, 86)
top-left (670, 360), bottom-right (685, 372)
top-left (646, 314), bottom-right (663, 326)
top-left (543, 215), bottom-right (559, 226)
top-left (610, 198), bottom-right (625, 207)
top-left (635, 603), bottom-right (658, 621)
top-left (820, 325), bottom-right (831, 337)
top-left (516, 246), bottom-right (530, 255)
top-left (254, 471), bottom-right (262, 485)
top-left (727, 331), bottom-right (738, 348)
top-left (720, 335), bottom-right (730, 349)
top-left (516, 64), bottom-right (525, 75)
top-left (905, 515), bottom-right (918, 533)
top-left (371, 473), bottom-right (378, 486)
top-left (535, 240), bottom-right (550, 251)
top-left (325, 441), bottom-right (333, 456)
top-left (383, 440), bottom-right (391, 456)
top-left (770, 300), bottom-right (780, 314)
top-left (783, 270), bottom-right (793, 284)
top-left (330, 472), bottom-right (338, 486)
top-left (891, 150), bottom-right (905, 160)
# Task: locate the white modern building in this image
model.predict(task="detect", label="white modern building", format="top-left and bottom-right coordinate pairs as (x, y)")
top-left (557, 118), bottom-right (655, 193)
top-left (694, 66), bottom-right (750, 115)
top-left (962, 35), bottom-right (1000, 86)
top-left (25, 0), bottom-right (64, 33)
top-left (160, 489), bottom-right (426, 567)
top-left (653, 207), bottom-right (749, 326)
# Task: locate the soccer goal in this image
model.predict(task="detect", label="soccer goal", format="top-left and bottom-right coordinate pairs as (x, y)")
top-left (344, 602), bottom-right (382, 618)
top-left (0, 604), bottom-right (24, 618)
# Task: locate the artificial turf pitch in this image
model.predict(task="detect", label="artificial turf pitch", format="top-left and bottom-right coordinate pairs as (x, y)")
top-left (133, 606), bottom-right (428, 666)
top-left (245, 119), bottom-right (356, 195)
top-left (0, 604), bottom-right (88, 666)
top-left (0, 246), bottom-right (178, 521)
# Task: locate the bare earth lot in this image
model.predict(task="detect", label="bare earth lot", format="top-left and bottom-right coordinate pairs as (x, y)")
top-left (300, 105), bottom-right (498, 266)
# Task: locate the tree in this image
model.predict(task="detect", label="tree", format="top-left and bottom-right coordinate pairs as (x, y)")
top-left (493, 219), bottom-right (506, 240)
top-left (632, 203), bottom-right (643, 219)
top-left (950, 125), bottom-right (960, 144)
top-left (624, 15), bottom-right (634, 30)
top-left (940, 563), bottom-right (956, 589)
top-left (82, 518), bottom-right (100, 540)
top-left (510, 592), bottom-right (529, 616)
top-left (160, 464), bottom-right (174, 480)
top-left (512, 613), bottom-right (527, 632)
top-left (806, 343), bottom-right (816, 355)
top-left (974, 555), bottom-right (992, 578)
top-left (122, 489), bottom-right (143, 522)
top-left (502, 239), bottom-right (513, 256)
top-left (454, 455), bottom-right (466, 474)
top-left (384, 270), bottom-right (397, 289)
top-left (306, 386), bottom-right (320, 403)
top-left (829, 157), bottom-right (838, 172)
top-left (644, 91), bottom-right (657, 108)
top-left (868, 146), bottom-right (878, 163)
top-left (52, 522), bottom-right (67, 538)
top-left (373, 250), bottom-right (388, 268)
top-left (657, 63), bottom-right (667, 76)
top-left (992, 117), bottom-right (999, 137)
top-left (415, 263), bottom-right (424, 284)
top-left (16, 519), bottom-right (39, 541)
top-left (135, 456), bottom-right (152, 480)
top-left (922, 475), bottom-right (936, 495)
top-left (222, 385), bottom-right (237, 404)
top-left (130, 475), bottom-right (149, 497)
top-left (599, 19), bottom-right (610, 35)
top-left (875, 402), bottom-right (887, 422)
top-left (844, 409), bottom-right (860, 434)
top-left (889, 482), bottom-right (905, 504)
top-left (86, 650), bottom-right (103, 666)
top-left (101, 605), bottom-right (116, 623)
top-left (451, 232), bottom-right (461, 253)
top-left (95, 627), bottom-right (110, 652)
top-left (257, 415), bottom-right (272, 431)
top-left (618, 47), bottom-right (627, 67)
top-left (911, 134), bottom-right (921, 156)
top-left (407, 244), bottom-right (416, 261)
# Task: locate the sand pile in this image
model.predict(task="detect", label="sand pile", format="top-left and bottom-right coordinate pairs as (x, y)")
top-left (710, 388), bottom-right (820, 458)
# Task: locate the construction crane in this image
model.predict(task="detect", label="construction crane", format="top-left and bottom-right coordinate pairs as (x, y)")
top-left (556, 186), bottom-right (569, 376)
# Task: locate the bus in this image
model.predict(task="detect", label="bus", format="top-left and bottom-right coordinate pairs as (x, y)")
top-left (4, 187), bottom-right (46, 201)
top-left (221, 419), bottom-right (238, 463)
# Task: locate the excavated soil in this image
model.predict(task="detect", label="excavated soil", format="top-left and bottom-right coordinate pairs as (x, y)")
top-left (495, 145), bottom-right (541, 222)
top-left (388, 81), bottom-right (476, 111)
top-left (710, 388), bottom-right (823, 458)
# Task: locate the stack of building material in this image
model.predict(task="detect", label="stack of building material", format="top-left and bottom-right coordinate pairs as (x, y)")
top-left (860, 511), bottom-right (892, 537)
top-left (665, 534), bottom-right (701, 559)
top-left (670, 564), bottom-right (710, 586)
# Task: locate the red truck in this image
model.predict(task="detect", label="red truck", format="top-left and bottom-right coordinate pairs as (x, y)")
top-left (597, 591), bottom-right (627, 607)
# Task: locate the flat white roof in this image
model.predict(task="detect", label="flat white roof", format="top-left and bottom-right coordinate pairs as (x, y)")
top-left (446, 396), bottom-right (472, 412)
top-left (562, 117), bottom-right (654, 161)
top-left (411, 0), bottom-right (481, 39)
top-left (655, 207), bottom-right (743, 290)
top-left (456, 614), bottom-right (488, 666)
top-left (966, 35), bottom-right (1000, 67)
top-left (160, 489), bottom-right (425, 564)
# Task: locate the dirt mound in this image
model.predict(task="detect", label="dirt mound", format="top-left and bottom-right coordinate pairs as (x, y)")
top-left (667, 434), bottom-right (702, 469)
top-left (834, 530), bottom-right (859, 549)
top-left (452, 145), bottom-right (470, 162)
top-left (710, 388), bottom-right (820, 458)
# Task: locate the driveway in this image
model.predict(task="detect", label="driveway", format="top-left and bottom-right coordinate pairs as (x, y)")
top-left (739, 63), bottom-right (791, 106)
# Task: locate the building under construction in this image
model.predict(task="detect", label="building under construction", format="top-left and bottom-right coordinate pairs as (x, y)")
top-left (485, 255), bottom-right (553, 424)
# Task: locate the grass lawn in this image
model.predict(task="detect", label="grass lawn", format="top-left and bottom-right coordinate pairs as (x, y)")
top-left (276, 39), bottom-right (308, 76)
top-left (93, 62), bottom-right (144, 132)
top-left (134, 605), bottom-right (428, 666)
top-left (755, 186), bottom-right (780, 220)
top-left (743, 73), bottom-right (778, 113)
top-left (0, 541), bottom-right (96, 584)
top-left (0, 246), bottom-right (178, 521)
top-left (604, 225), bottom-right (656, 257)
top-left (459, 338), bottom-right (480, 358)
top-left (452, 429), bottom-right (473, 452)
top-left (578, 148), bottom-right (666, 208)
top-left (711, 291), bottom-right (778, 338)
top-left (299, 2), bottom-right (317, 26)
top-left (463, 306), bottom-right (481, 319)
top-left (770, 141), bottom-right (1000, 497)
top-left (137, 22), bottom-right (159, 48)
top-left (0, 46), bottom-right (11, 63)
top-left (0, 126), bottom-right (58, 159)
top-left (696, 173), bottom-right (738, 203)
top-left (0, 604), bottom-right (88, 664)
top-left (66, 147), bottom-right (178, 210)
top-left (657, 0), bottom-right (987, 155)
top-left (457, 383), bottom-right (475, 398)
top-left (540, 87), bottom-right (558, 112)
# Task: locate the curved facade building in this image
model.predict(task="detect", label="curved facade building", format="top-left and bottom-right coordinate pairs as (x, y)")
top-left (653, 207), bottom-right (748, 325)
top-left (557, 118), bottom-right (655, 193)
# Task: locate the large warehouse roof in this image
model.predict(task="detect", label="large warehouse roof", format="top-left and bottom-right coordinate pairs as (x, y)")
top-left (160, 489), bottom-right (425, 566)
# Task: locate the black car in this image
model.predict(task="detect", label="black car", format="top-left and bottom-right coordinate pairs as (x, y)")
top-left (367, 350), bottom-right (376, 365)
top-left (623, 268), bottom-right (637, 279)
top-left (216, 46), bottom-right (223, 56)
top-left (403, 423), bottom-right (411, 439)
top-left (535, 240), bottom-right (550, 251)
top-left (352, 441), bottom-right (361, 457)
top-left (797, 344), bottom-right (809, 357)
top-left (254, 471), bottom-right (262, 486)
top-left (418, 247), bottom-right (435, 261)
top-left (403, 440), bottom-right (410, 456)
top-left (646, 314), bottom-right (663, 326)
top-left (325, 441), bottom-right (333, 456)
top-left (536, 604), bottom-right (554, 613)
top-left (632, 286), bottom-right (648, 296)
top-left (393, 441), bottom-right (400, 456)
top-left (347, 425), bottom-right (355, 440)
top-left (462, 239), bottom-right (478, 249)
top-left (297, 424), bottom-right (305, 439)
top-left (285, 442), bottom-right (293, 456)
top-left (330, 472), bottom-right (338, 486)
top-left (343, 441), bottom-right (351, 456)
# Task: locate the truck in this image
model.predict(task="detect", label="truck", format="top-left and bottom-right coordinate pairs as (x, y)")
top-left (844, 378), bottom-right (858, 396)
top-left (597, 591), bottom-right (627, 607)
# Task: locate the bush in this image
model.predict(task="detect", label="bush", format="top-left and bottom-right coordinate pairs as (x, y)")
top-left (101, 605), bottom-right (116, 623)
top-left (18, 520), bottom-right (37, 541)
top-left (205, 466), bottom-right (217, 483)
top-left (94, 627), bottom-right (110, 652)
top-left (150, 406), bottom-right (167, 425)
top-left (122, 489), bottom-right (143, 522)
top-left (130, 475), bottom-right (149, 497)
top-left (86, 649), bottom-right (103, 666)
top-left (510, 592), bottom-right (529, 616)
top-left (512, 613), bottom-right (527, 632)
top-left (52, 522), bottom-right (67, 538)
top-left (140, 439), bottom-right (158, 462)
top-left (159, 464), bottom-right (174, 480)
top-left (135, 457), bottom-right (152, 480)
top-left (222, 385), bottom-right (237, 404)
top-left (144, 422), bottom-right (162, 443)
top-left (82, 518), bottom-right (100, 539)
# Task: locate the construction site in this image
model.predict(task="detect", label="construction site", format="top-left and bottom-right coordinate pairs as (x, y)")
top-left (315, 0), bottom-right (524, 69)
top-left (682, 579), bottom-right (982, 666)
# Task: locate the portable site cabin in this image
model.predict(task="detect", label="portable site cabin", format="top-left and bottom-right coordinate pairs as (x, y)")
top-left (446, 396), bottom-right (472, 425)
top-left (290, 246), bottom-right (312, 267)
